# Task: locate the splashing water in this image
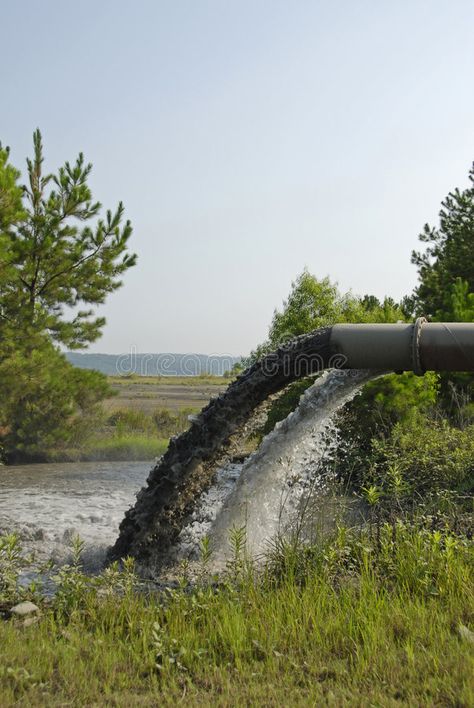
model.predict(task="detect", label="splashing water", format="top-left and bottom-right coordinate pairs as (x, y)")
top-left (172, 462), bottom-right (243, 563)
top-left (171, 369), bottom-right (376, 570)
top-left (109, 326), bottom-right (335, 566)
top-left (0, 461), bottom-right (151, 577)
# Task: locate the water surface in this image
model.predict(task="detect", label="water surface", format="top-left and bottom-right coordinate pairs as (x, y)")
top-left (0, 460), bottom-right (151, 572)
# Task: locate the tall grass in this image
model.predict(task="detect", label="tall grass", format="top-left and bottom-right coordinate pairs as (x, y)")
top-left (1, 522), bottom-right (472, 706)
top-left (43, 406), bottom-right (196, 462)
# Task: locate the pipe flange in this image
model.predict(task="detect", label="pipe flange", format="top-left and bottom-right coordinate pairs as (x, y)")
top-left (412, 317), bottom-right (427, 376)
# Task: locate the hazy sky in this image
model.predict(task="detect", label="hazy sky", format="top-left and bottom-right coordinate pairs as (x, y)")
top-left (2, 1), bottom-right (474, 356)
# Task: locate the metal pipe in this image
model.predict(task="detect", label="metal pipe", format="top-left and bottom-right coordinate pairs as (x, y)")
top-left (329, 321), bottom-right (474, 373)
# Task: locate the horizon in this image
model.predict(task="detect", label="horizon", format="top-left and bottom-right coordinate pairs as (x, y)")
top-left (2, 1), bottom-right (474, 356)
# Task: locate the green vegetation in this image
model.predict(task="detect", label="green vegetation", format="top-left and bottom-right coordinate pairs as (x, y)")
top-left (40, 405), bottom-right (197, 462)
top-left (0, 131), bottom-right (136, 462)
top-left (0, 334), bottom-right (110, 462)
top-left (412, 162), bottom-right (474, 319)
top-left (1, 132), bottom-right (473, 704)
top-left (109, 373), bottom-right (228, 387)
top-left (0, 512), bottom-right (473, 706)
top-left (260, 160), bottom-right (474, 472)
top-left (0, 356), bottom-right (226, 461)
top-left (243, 271), bottom-right (409, 365)
top-left (2, 373), bottom-right (473, 705)
top-left (268, 272), bottom-right (407, 348)
top-left (0, 130), bottom-right (136, 348)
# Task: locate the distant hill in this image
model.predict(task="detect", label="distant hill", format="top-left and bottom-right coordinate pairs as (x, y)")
top-left (65, 352), bottom-right (241, 377)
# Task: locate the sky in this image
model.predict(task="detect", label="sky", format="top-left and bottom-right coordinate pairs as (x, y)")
top-left (2, 0), bottom-right (474, 356)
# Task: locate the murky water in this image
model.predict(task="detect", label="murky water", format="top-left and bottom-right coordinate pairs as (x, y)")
top-left (0, 460), bottom-right (151, 572)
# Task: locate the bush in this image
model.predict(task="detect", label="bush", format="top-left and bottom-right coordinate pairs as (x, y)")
top-left (152, 408), bottom-right (195, 437)
top-left (371, 418), bottom-right (474, 497)
top-left (335, 372), bottom-right (439, 488)
top-left (107, 407), bottom-right (195, 439)
top-left (107, 409), bottom-right (155, 435)
top-left (0, 333), bottom-right (111, 462)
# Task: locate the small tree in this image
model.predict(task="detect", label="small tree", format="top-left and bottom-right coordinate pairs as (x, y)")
top-left (0, 325), bottom-right (109, 461)
top-left (267, 270), bottom-right (406, 349)
top-left (411, 164), bottom-right (474, 411)
top-left (436, 278), bottom-right (474, 322)
top-left (0, 129), bottom-right (136, 348)
top-left (268, 272), bottom-right (342, 346)
top-left (412, 163), bottom-right (474, 319)
top-left (0, 131), bottom-right (137, 460)
top-left (0, 144), bottom-right (24, 296)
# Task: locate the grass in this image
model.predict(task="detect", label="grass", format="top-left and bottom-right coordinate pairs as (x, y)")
top-left (108, 374), bottom-right (230, 387)
top-left (1, 523), bottom-right (473, 706)
top-left (34, 375), bottom-right (227, 462)
top-left (45, 435), bottom-right (170, 462)
top-left (42, 406), bottom-right (197, 462)
top-left (17, 375), bottom-right (228, 462)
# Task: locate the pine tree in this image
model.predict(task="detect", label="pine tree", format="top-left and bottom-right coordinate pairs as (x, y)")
top-left (0, 130), bottom-right (137, 460)
top-left (412, 163), bottom-right (474, 319)
top-left (0, 129), bottom-right (137, 348)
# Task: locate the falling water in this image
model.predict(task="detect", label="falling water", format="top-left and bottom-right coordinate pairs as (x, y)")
top-left (170, 369), bottom-right (377, 571)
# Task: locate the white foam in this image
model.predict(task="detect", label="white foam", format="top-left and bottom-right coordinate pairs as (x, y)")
top-left (0, 460), bottom-right (151, 575)
top-left (207, 370), bottom-right (374, 566)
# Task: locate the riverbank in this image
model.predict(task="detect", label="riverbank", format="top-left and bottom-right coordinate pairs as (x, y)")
top-left (1, 521), bottom-right (473, 706)
top-left (5, 375), bottom-right (230, 464)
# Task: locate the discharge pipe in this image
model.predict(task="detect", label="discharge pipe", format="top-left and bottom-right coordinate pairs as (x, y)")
top-left (330, 320), bottom-right (474, 373)
top-left (110, 319), bottom-right (473, 567)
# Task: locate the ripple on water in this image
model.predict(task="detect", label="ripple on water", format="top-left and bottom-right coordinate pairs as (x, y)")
top-left (0, 460), bottom-right (151, 575)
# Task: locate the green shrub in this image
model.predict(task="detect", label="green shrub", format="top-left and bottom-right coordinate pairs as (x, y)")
top-left (108, 409), bottom-right (155, 435)
top-left (152, 407), bottom-right (195, 437)
top-left (371, 418), bottom-right (474, 497)
top-left (0, 334), bottom-right (111, 462)
top-left (107, 407), bottom-right (195, 439)
top-left (335, 372), bottom-right (439, 488)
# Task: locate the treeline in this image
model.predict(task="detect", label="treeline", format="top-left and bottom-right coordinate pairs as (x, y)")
top-left (65, 352), bottom-right (240, 377)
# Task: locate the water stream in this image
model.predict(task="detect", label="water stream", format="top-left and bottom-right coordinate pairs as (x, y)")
top-left (171, 369), bottom-right (374, 570)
